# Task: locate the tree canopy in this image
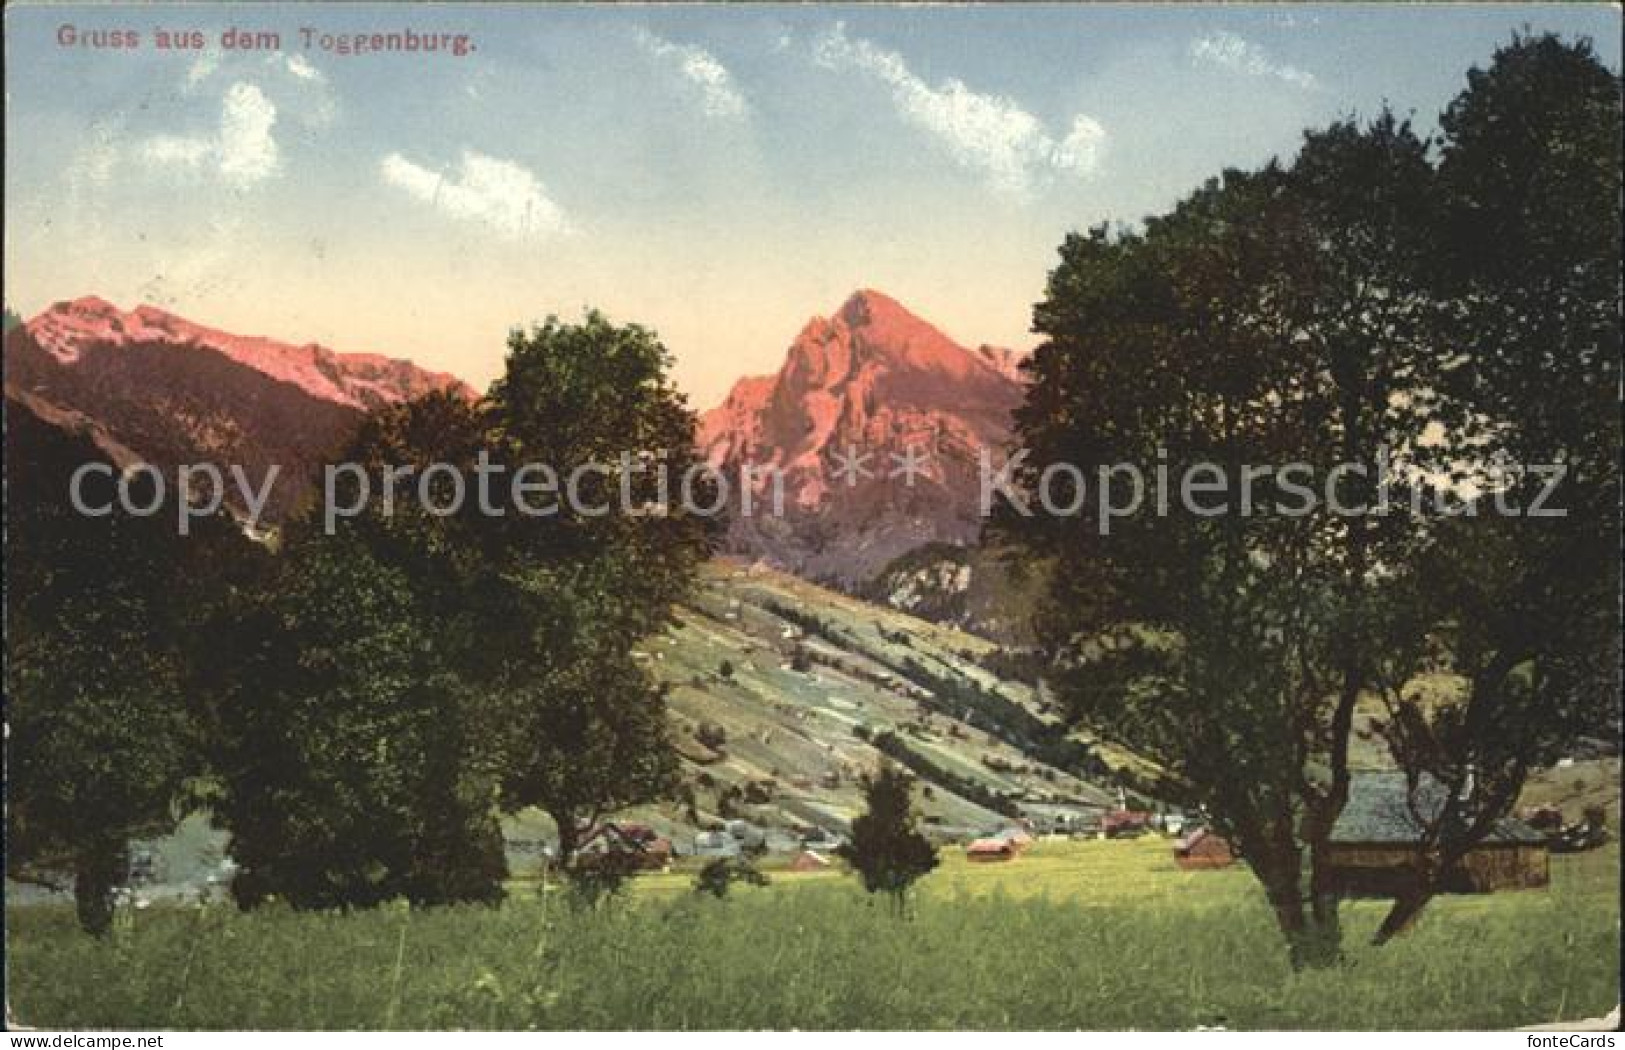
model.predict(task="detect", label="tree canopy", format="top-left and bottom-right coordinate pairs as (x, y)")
top-left (1001, 32), bottom-right (1620, 963)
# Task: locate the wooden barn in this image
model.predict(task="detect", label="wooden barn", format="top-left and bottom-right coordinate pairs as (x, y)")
top-left (992, 826), bottom-right (1035, 851)
top-left (1102, 810), bottom-right (1152, 838)
top-left (1326, 772), bottom-right (1549, 895)
top-left (788, 850), bottom-right (832, 873)
top-left (577, 822), bottom-right (673, 873)
top-left (965, 838), bottom-right (1017, 863)
top-left (1173, 828), bottom-right (1235, 870)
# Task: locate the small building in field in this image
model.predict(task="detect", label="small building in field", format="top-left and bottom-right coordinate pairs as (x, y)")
top-left (693, 830), bottom-right (740, 859)
top-left (966, 838), bottom-right (1017, 863)
top-left (1326, 772), bottom-right (1549, 895)
top-left (1173, 828), bottom-right (1235, 870)
top-left (578, 822), bottom-right (672, 872)
top-left (1102, 810), bottom-right (1152, 838)
top-left (788, 850), bottom-right (832, 873)
top-left (1021, 803), bottom-right (1101, 837)
top-left (992, 826), bottom-right (1035, 851)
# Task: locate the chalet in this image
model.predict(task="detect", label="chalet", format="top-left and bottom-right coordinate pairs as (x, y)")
top-left (1021, 803), bottom-right (1100, 836)
top-left (578, 822), bottom-right (673, 872)
top-left (788, 850), bottom-right (832, 873)
top-left (1172, 828), bottom-right (1235, 870)
top-left (712, 819), bottom-right (767, 853)
top-left (1102, 810), bottom-right (1152, 838)
top-left (800, 828), bottom-right (846, 852)
top-left (1325, 772), bottom-right (1548, 895)
top-left (992, 826), bottom-right (1035, 850)
top-left (966, 838), bottom-right (1017, 863)
top-left (693, 830), bottom-right (740, 859)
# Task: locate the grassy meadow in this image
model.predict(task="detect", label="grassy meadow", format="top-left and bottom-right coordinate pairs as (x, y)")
top-left (7, 837), bottom-right (1618, 1030)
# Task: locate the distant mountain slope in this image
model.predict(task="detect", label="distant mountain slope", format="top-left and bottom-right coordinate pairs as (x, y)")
top-left (698, 291), bottom-right (1025, 587)
top-left (3, 297), bottom-right (473, 522)
top-left (642, 559), bottom-right (1159, 843)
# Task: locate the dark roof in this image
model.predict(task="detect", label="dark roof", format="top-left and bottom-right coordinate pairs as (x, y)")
top-left (1329, 772), bottom-right (1545, 846)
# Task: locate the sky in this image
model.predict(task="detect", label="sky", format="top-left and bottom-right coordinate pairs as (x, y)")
top-left (5, 3), bottom-right (1621, 409)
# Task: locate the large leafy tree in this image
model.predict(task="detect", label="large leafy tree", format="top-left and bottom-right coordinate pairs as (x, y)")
top-left (337, 316), bottom-right (710, 868)
top-left (1006, 115), bottom-right (1437, 966)
top-left (482, 313), bottom-right (713, 864)
top-left (1005, 35), bottom-right (1619, 965)
top-left (210, 527), bottom-right (505, 910)
top-left (4, 400), bottom-right (243, 933)
top-left (206, 388), bottom-right (510, 909)
top-left (211, 312), bottom-right (714, 906)
top-left (1366, 33), bottom-right (1622, 941)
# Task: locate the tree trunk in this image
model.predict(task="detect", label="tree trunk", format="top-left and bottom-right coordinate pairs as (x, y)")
top-left (1372, 871), bottom-right (1435, 945)
top-left (1258, 849), bottom-right (1343, 969)
top-left (74, 838), bottom-right (127, 937)
top-left (1307, 843), bottom-right (1343, 944)
top-left (551, 809), bottom-right (581, 869)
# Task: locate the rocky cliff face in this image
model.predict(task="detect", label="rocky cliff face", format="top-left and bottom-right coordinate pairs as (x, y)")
top-left (698, 290), bottom-right (1025, 586)
top-left (3, 297), bottom-right (474, 522)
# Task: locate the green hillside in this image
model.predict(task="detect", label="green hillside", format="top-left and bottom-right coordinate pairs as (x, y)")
top-left (637, 558), bottom-right (1155, 844)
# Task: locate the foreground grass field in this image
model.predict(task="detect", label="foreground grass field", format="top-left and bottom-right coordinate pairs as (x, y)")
top-left (7, 838), bottom-right (1617, 1030)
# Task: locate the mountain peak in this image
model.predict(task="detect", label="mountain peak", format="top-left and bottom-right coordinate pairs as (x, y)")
top-left (779, 289), bottom-right (1020, 392)
top-left (835, 288), bottom-right (911, 327)
top-left (698, 291), bottom-right (1028, 585)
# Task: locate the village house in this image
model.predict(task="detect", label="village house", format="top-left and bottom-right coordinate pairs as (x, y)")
top-left (1172, 828), bottom-right (1235, 870)
top-left (788, 850), bottom-right (833, 873)
top-left (577, 822), bottom-right (673, 872)
top-left (1020, 803), bottom-right (1102, 837)
top-left (1102, 809), bottom-right (1152, 838)
top-left (965, 838), bottom-right (1017, 863)
top-left (991, 826), bottom-right (1035, 851)
top-left (692, 830), bottom-right (740, 859)
top-left (799, 827), bottom-right (846, 852)
top-left (1325, 772), bottom-right (1549, 895)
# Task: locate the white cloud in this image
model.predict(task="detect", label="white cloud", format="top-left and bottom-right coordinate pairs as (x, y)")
top-left (811, 23), bottom-right (1104, 194)
top-left (380, 149), bottom-right (569, 240)
top-left (217, 83), bottom-right (280, 183)
top-left (280, 53), bottom-right (325, 83)
top-left (185, 49), bottom-right (221, 90)
top-left (1190, 31), bottom-right (1319, 90)
top-left (266, 52), bottom-right (337, 126)
top-left (636, 30), bottom-right (749, 120)
top-left (68, 121), bottom-right (123, 187)
top-left (141, 82), bottom-right (280, 187)
top-left (142, 134), bottom-right (212, 168)
top-left (1053, 116), bottom-right (1107, 178)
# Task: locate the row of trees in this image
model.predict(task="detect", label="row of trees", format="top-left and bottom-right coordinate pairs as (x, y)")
top-left (7, 313), bottom-right (716, 932)
top-left (1000, 34), bottom-right (1620, 966)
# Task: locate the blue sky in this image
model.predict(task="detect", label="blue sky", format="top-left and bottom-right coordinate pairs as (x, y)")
top-left (6, 3), bottom-right (1620, 407)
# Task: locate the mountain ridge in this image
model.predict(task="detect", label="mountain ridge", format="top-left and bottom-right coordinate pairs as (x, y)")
top-left (4, 297), bottom-right (475, 521)
top-left (7, 292), bottom-right (1026, 582)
